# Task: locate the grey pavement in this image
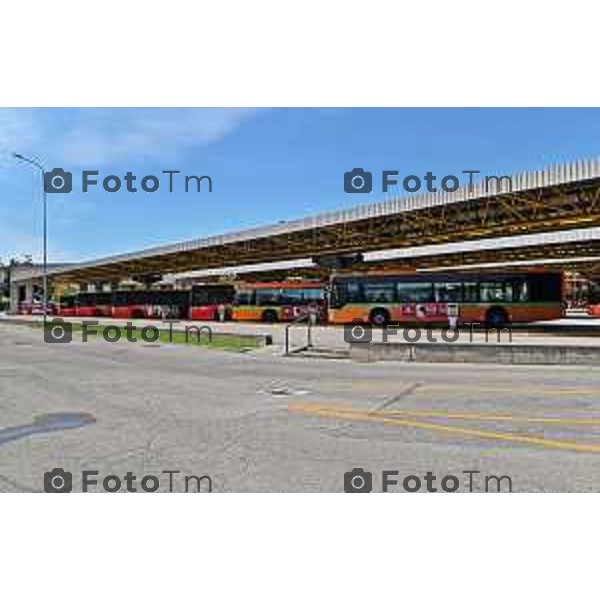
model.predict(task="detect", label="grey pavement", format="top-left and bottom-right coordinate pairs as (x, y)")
top-left (2, 322), bottom-right (600, 492)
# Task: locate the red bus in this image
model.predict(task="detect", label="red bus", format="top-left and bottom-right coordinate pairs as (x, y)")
top-left (328, 270), bottom-right (564, 327)
top-left (56, 285), bottom-right (236, 322)
top-left (231, 281), bottom-right (326, 323)
top-left (58, 295), bottom-right (77, 317)
top-left (588, 286), bottom-right (600, 317)
top-left (112, 290), bottom-right (189, 319)
top-left (75, 292), bottom-right (114, 317)
top-left (189, 284), bottom-right (235, 321)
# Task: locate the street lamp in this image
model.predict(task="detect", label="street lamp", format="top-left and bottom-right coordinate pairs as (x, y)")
top-left (13, 153), bottom-right (48, 327)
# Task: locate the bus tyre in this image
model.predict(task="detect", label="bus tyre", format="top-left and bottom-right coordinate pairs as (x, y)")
top-left (262, 310), bottom-right (278, 323)
top-left (485, 307), bottom-right (509, 328)
top-left (369, 308), bottom-right (390, 326)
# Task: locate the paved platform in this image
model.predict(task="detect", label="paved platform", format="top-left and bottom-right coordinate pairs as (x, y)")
top-left (3, 315), bottom-right (600, 352)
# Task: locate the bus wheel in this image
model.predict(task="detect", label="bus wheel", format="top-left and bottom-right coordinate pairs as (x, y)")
top-left (369, 308), bottom-right (390, 326)
top-left (262, 310), bottom-right (278, 323)
top-left (485, 307), bottom-right (509, 328)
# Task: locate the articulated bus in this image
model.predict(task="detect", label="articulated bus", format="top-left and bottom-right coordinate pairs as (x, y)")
top-left (328, 270), bottom-right (564, 327)
top-left (75, 292), bottom-right (114, 317)
top-left (59, 285), bottom-right (235, 321)
top-left (231, 281), bottom-right (327, 322)
top-left (58, 295), bottom-right (76, 317)
top-left (190, 285), bottom-right (235, 320)
top-left (112, 290), bottom-right (190, 319)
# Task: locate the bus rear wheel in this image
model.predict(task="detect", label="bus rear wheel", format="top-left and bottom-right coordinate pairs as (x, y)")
top-left (369, 308), bottom-right (390, 326)
top-left (262, 309), bottom-right (278, 323)
top-left (485, 307), bottom-right (509, 328)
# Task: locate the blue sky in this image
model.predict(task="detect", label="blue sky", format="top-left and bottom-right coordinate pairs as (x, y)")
top-left (1, 107), bottom-right (599, 263)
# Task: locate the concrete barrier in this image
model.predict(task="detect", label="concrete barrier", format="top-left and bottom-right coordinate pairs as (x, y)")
top-left (349, 342), bottom-right (600, 365)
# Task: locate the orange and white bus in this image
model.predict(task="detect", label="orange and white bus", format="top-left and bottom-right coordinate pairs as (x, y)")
top-left (328, 270), bottom-right (564, 327)
top-left (231, 281), bottom-right (326, 323)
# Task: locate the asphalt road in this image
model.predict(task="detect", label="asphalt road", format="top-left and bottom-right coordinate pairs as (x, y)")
top-left (2, 322), bottom-right (600, 492)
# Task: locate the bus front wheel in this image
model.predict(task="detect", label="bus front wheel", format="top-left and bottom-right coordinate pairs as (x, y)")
top-left (369, 308), bottom-right (390, 326)
top-left (485, 307), bottom-right (509, 328)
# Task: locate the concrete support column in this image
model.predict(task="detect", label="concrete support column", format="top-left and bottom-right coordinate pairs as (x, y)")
top-left (9, 280), bottom-right (34, 313)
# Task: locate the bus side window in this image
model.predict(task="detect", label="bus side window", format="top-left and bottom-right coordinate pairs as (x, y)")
top-left (396, 282), bottom-right (434, 303)
top-left (363, 281), bottom-right (395, 303)
top-left (514, 281), bottom-right (529, 302)
top-left (281, 288), bottom-right (302, 305)
top-left (256, 289), bottom-right (280, 306)
top-left (480, 282), bottom-right (513, 302)
top-left (434, 282), bottom-right (462, 302)
top-left (345, 282), bottom-right (363, 303)
top-left (303, 288), bottom-right (325, 303)
top-left (235, 291), bottom-right (254, 306)
top-left (462, 282), bottom-right (479, 302)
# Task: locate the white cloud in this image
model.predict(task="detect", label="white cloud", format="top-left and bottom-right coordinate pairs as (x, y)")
top-left (0, 108), bottom-right (259, 168)
top-left (0, 108), bottom-right (260, 261)
top-left (58, 108), bottom-right (258, 167)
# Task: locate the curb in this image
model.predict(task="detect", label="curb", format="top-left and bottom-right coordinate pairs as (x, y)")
top-left (349, 342), bottom-right (600, 365)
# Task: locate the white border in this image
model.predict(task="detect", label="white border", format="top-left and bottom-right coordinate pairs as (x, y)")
top-left (2, 2), bottom-right (599, 597)
top-left (2, 1), bottom-right (599, 106)
top-left (2, 496), bottom-right (597, 599)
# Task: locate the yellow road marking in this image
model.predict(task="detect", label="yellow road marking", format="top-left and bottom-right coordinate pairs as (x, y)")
top-left (331, 381), bottom-right (599, 397)
top-left (291, 401), bottom-right (600, 424)
top-left (288, 402), bottom-right (600, 454)
top-left (374, 409), bottom-right (600, 425)
top-left (410, 386), bottom-right (597, 397)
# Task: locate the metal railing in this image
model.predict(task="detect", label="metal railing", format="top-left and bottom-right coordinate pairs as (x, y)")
top-left (284, 312), bottom-right (315, 356)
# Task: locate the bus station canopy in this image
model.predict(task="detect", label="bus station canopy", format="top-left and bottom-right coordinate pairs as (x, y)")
top-left (17, 157), bottom-right (600, 283)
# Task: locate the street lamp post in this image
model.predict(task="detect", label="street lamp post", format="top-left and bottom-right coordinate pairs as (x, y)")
top-left (13, 153), bottom-right (48, 328)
